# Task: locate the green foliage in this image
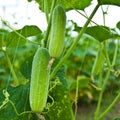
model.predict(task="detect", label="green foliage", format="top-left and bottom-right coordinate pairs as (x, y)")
top-left (6, 25), bottom-right (42, 47)
top-left (20, 56), bottom-right (33, 80)
top-left (74, 25), bottom-right (120, 42)
top-left (69, 76), bottom-right (91, 90)
top-left (0, 29), bottom-right (9, 48)
top-left (45, 82), bottom-right (74, 120)
top-left (116, 21), bottom-right (120, 29)
top-left (30, 0), bottom-right (92, 11)
top-left (0, 84), bottom-right (38, 120)
top-left (98, 0), bottom-right (120, 6)
top-left (1, 1), bottom-right (120, 120)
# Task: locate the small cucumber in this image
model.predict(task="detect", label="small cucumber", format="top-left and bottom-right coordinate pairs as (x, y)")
top-left (92, 47), bottom-right (105, 75)
top-left (29, 47), bottom-right (50, 112)
top-left (49, 5), bottom-right (66, 58)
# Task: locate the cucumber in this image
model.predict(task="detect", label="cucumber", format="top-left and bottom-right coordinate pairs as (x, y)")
top-left (49, 5), bottom-right (66, 58)
top-left (92, 47), bottom-right (105, 75)
top-left (29, 47), bottom-right (50, 112)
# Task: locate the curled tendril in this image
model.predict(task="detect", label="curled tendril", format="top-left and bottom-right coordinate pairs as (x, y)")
top-left (0, 90), bottom-right (10, 109)
top-left (0, 89), bottom-right (33, 116)
top-left (49, 77), bottom-right (61, 92)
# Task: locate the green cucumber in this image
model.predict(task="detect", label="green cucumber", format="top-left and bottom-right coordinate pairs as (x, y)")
top-left (49, 5), bottom-right (66, 58)
top-left (92, 47), bottom-right (105, 75)
top-left (29, 47), bottom-right (50, 112)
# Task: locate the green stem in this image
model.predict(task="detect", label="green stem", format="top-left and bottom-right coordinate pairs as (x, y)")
top-left (112, 39), bottom-right (119, 67)
top-left (4, 50), bottom-right (19, 85)
top-left (50, 4), bottom-right (100, 79)
top-left (44, 0), bottom-right (49, 23)
top-left (98, 67), bottom-right (103, 88)
top-left (9, 100), bottom-right (34, 116)
top-left (75, 78), bottom-right (79, 119)
top-left (43, 0), bottom-right (57, 47)
top-left (98, 92), bottom-right (120, 120)
top-left (101, 6), bottom-right (106, 26)
top-left (94, 69), bottom-right (111, 120)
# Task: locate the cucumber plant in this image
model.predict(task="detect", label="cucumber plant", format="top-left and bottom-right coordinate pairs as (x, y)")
top-left (0, 0), bottom-right (120, 120)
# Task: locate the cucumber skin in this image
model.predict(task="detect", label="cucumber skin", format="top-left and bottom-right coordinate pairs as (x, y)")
top-left (30, 48), bottom-right (50, 112)
top-left (49, 5), bottom-right (66, 58)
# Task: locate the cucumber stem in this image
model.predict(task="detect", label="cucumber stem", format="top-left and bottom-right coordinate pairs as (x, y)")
top-left (94, 69), bottom-right (111, 120)
top-left (43, 0), bottom-right (57, 47)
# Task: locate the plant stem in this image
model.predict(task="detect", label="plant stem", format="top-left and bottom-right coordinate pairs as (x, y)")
top-left (112, 39), bottom-right (119, 66)
top-left (75, 78), bottom-right (79, 119)
top-left (50, 4), bottom-right (100, 79)
top-left (97, 92), bottom-right (120, 120)
top-left (44, 0), bottom-right (49, 23)
top-left (43, 0), bottom-right (57, 47)
top-left (94, 43), bottom-right (111, 118)
top-left (94, 69), bottom-right (110, 120)
top-left (3, 50), bottom-right (19, 85)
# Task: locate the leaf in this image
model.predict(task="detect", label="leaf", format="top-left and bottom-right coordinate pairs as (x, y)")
top-left (51, 59), bottom-right (68, 88)
top-left (0, 84), bottom-right (38, 120)
top-left (114, 118), bottom-right (120, 120)
top-left (20, 56), bottom-right (34, 80)
top-left (70, 76), bottom-right (90, 90)
top-left (0, 29), bottom-right (9, 48)
top-left (6, 25), bottom-right (42, 47)
top-left (45, 82), bottom-right (75, 120)
top-left (116, 21), bottom-right (120, 29)
top-left (98, 0), bottom-right (120, 6)
top-left (74, 26), bottom-right (119, 42)
top-left (34, 0), bottom-right (92, 11)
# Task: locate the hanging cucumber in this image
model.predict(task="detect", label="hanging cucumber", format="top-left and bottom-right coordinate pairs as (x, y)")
top-left (49, 5), bottom-right (66, 58)
top-left (92, 47), bottom-right (105, 75)
top-left (29, 47), bottom-right (50, 112)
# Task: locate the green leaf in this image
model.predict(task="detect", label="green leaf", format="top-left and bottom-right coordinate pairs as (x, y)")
top-left (0, 29), bottom-right (9, 48)
top-left (6, 25), bottom-right (42, 47)
top-left (51, 59), bottom-right (68, 88)
top-left (45, 82), bottom-right (75, 120)
top-left (34, 0), bottom-right (92, 11)
top-left (0, 84), bottom-right (38, 120)
top-left (74, 26), bottom-right (119, 42)
top-left (20, 56), bottom-right (34, 80)
top-left (70, 76), bottom-right (90, 90)
top-left (114, 118), bottom-right (120, 120)
top-left (116, 21), bottom-right (120, 29)
top-left (98, 0), bottom-right (120, 6)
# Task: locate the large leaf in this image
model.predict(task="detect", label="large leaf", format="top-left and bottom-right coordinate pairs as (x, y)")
top-left (98, 0), bottom-right (120, 6)
top-left (33, 0), bottom-right (92, 11)
top-left (6, 25), bottom-right (42, 47)
top-left (45, 82), bottom-right (75, 120)
top-left (74, 25), bottom-right (120, 42)
top-left (0, 84), bottom-right (38, 120)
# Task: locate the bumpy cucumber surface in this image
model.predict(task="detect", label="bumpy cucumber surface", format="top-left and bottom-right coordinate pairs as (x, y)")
top-left (30, 47), bottom-right (50, 112)
top-left (49, 5), bottom-right (66, 58)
